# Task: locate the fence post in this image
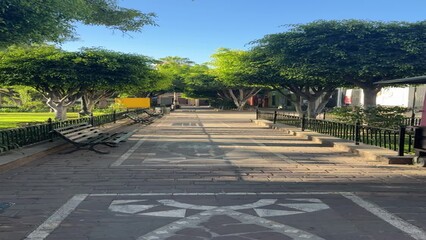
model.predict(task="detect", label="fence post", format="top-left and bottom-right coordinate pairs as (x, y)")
top-left (113, 110), bottom-right (116, 124)
top-left (273, 111), bottom-right (277, 124)
top-left (90, 113), bottom-right (94, 126)
top-left (48, 118), bottom-right (53, 142)
top-left (355, 120), bottom-right (360, 145)
top-left (398, 125), bottom-right (406, 156)
top-left (256, 109), bottom-right (259, 120)
top-left (301, 114), bottom-right (306, 131)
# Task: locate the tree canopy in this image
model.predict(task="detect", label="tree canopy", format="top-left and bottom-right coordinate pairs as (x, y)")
top-left (0, 45), bottom-right (154, 119)
top-left (74, 48), bottom-right (156, 113)
top-left (0, 0), bottom-right (156, 47)
top-left (255, 20), bottom-right (426, 108)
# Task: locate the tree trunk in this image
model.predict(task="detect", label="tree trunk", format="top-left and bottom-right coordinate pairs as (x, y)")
top-left (86, 98), bottom-right (96, 112)
top-left (46, 99), bottom-right (68, 120)
top-left (44, 92), bottom-right (79, 121)
top-left (228, 89), bottom-right (245, 111)
top-left (315, 91), bottom-right (334, 116)
top-left (80, 95), bottom-right (90, 116)
top-left (227, 88), bottom-right (261, 111)
top-left (362, 87), bottom-right (380, 108)
top-left (54, 105), bottom-right (67, 120)
top-left (306, 100), bottom-right (317, 119)
top-left (292, 95), bottom-right (303, 117)
top-left (305, 90), bottom-right (335, 119)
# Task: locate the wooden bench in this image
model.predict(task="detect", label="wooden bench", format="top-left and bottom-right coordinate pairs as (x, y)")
top-left (142, 109), bottom-right (163, 117)
top-left (54, 122), bottom-right (133, 154)
top-left (124, 112), bottom-right (153, 124)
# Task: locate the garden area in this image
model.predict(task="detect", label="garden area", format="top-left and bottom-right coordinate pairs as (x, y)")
top-left (0, 112), bottom-right (79, 129)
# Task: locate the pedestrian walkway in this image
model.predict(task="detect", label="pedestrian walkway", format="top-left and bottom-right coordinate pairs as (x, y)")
top-left (0, 111), bottom-right (425, 240)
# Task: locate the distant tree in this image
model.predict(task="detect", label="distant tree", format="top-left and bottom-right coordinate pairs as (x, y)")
top-left (0, 85), bottom-right (43, 109)
top-left (210, 48), bottom-right (262, 110)
top-left (74, 48), bottom-right (155, 114)
top-left (122, 68), bottom-right (166, 98)
top-left (156, 56), bottom-right (194, 106)
top-left (0, 45), bottom-right (83, 119)
top-left (184, 64), bottom-right (219, 99)
top-left (0, 0), bottom-right (156, 47)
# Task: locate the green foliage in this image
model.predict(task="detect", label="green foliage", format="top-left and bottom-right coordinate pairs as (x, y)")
top-left (75, 47), bottom-right (156, 92)
top-left (0, 45), bottom-right (156, 119)
top-left (210, 48), bottom-right (262, 88)
top-left (255, 20), bottom-right (426, 107)
top-left (183, 64), bottom-right (223, 99)
top-left (156, 56), bottom-right (194, 93)
top-left (0, 45), bottom-right (82, 93)
top-left (0, 85), bottom-right (46, 110)
top-left (329, 106), bottom-right (409, 128)
top-left (0, 0), bottom-right (156, 47)
top-left (107, 102), bottom-right (126, 112)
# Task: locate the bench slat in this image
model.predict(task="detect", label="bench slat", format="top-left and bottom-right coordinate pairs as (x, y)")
top-left (55, 122), bottom-right (89, 132)
top-left (63, 127), bottom-right (100, 139)
top-left (58, 124), bottom-right (94, 135)
top-left (71, 131), bottom-right (108, 143)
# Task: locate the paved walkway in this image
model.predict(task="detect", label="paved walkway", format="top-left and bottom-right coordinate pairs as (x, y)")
top-left (0, 111), bottom-right (425, 240)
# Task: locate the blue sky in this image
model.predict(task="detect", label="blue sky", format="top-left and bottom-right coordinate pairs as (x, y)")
top-left (60, 0), bottom-right (426, 64)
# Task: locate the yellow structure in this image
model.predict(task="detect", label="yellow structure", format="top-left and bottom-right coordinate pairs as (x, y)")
top-left (115, 98), bottom-right (150, 109)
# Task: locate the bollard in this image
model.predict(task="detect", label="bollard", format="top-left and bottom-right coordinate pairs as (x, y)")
top-left (273, 111), bottom-right (277, 124)
top-left (256, 109), bottom-right (259, 120)
top-left (398, 125), bottom-right (406, 156)
top-left (113, 110), bottom-right (116, 124)
top-left (355, 121), bottom-right (360, 145)
top-left (48, 118), bottom-right (53, 142)
top-left (301, 114), bottom-right (306, 131)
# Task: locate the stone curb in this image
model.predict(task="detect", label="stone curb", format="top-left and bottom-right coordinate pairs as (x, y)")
top-left (0, 118), bottom-right (135, 173)
top-left (252, 119), bottom-right (414, 165)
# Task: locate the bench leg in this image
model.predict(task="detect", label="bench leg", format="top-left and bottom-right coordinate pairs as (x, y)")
top-left (60, 144), bottom-right (111, 154)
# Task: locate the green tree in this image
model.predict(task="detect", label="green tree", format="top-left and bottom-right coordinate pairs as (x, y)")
top-left (257, 20), bottom-right (426, 108)
top-left (74, 48), bottom-right (155, 114)
top-left (0, 0), bottom-right (156, 47)
top-left (210, 48), bottom-right (262, 111)
top-left (0, 45), bottom-right (83, 119)
top-left (184, 64), bottom-right (220, 99)
top-left (156, 56), bottom-right (194, 107)
top-left (251, 36), bottom-right (344, 118)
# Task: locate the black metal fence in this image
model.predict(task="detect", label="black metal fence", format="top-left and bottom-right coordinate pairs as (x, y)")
top-left (0, 109), bottom-right (145, 153)
top-left (256, 110), bottom-right (415, 156)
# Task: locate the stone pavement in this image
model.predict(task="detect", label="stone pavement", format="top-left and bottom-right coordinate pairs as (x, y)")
top-left (0, 111), bottom-right (425, 240)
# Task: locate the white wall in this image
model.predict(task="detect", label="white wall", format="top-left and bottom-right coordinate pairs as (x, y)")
top-left (376, 87), bottom-right (409, 107)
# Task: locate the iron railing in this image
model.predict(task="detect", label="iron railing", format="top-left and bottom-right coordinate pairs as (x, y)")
top-left (256, 110), bottom-right (415, 156)
top-left (0, 109), bottom-right (146, 153)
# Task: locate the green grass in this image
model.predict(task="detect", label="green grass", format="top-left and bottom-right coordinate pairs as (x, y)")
top-left (0, 112), bottom-right (80, 129)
